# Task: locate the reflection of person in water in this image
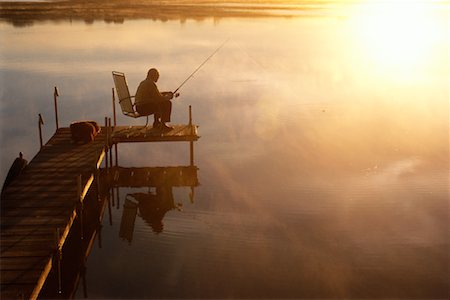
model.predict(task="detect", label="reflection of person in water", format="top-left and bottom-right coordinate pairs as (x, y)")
top-left (135, 68), bottom-right (174, 130)
top-left (129, 184), bottom-right (180, 234)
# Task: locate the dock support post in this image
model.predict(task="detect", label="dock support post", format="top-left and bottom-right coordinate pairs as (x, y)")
top-left (55, 228), bottom-right (62, 295)
top-left (107, 189), bottom-right (112, 226)
top-left (116, 187), bottom-right (120, 209)
top-left (108, 118), bottom-right (113, 170)
top-left (54, 87), bottom-right (59, 130)
top-left (114, 144), bottom-right (118, 167)
top-left (112, 88), bottom-right (117, 127)
top-left (38, 114), bottom-right (44, 149)
top-left (104, 117), bottom-right (109, 175)
top-left (77, 175), bottom-right (84, 240)
top-left (110, 184), bottom-right (115, 207)
top-left (189, 105), bottom-right (194, 166)
top-left (95, 168), bottom-right (101, 201)
top-left (112, 89), bottom-right (119, 167)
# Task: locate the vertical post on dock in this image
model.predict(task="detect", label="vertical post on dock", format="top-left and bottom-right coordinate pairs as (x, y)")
top-left (104, 117), bottom-right (109, 175)
top-left (38, 114), bottom-right (44, 149)
top-left (77, 175), bottom-right (84, 240)
top-left (54, 86), bottom-right (59, 130)
top-left (189, 105), bottom-right (194, 166)
top-left (112, 88), bottom-right (117, 127)
top-left (112, 89), bottom-right (119, 167)
top-left (108, 118), bottom-right (113, 171)
top-left (114, 144), bottom-right (118, 167)
top-left (95, 168), bottom-right (101, 201)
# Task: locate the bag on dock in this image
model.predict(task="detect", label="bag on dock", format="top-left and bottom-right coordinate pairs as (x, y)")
top-left (70, 121), bottom-right (100, 144)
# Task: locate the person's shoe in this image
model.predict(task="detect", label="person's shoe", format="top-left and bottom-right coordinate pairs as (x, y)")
top-left (152, 121), bottom-right (161, 129)
top-left (160, 123), bottom-right (173, 131)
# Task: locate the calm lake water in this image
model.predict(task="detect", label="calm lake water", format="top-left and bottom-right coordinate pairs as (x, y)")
top-left (0, 1), bottom-right (449, 298)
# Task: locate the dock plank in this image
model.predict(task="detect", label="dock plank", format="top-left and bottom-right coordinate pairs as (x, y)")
top-left (1, 257), bottom-right (49, 271)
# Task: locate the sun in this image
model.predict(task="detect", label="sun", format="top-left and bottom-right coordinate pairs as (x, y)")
top-left (349, 0), bottom-right (445, 76)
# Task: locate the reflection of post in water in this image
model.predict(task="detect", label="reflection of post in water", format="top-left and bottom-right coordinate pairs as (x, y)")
top-left (112, 166), bottom-right (199, 243)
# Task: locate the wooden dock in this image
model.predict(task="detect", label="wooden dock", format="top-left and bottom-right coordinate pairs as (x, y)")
top-left (112, 124), bottom-right (199, 143)
top-left (111, 124), bottom-right (199, 166)
top-left (0, 127), bottom-right (106, 300)
top-left (0, 122), bottom-right (199, 299)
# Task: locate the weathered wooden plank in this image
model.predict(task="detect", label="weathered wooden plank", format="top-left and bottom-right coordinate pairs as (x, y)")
top-left (1, 257), bottom-right (49, 271)
top-left (0, 283), bottom-right (35, 300)
top-left (0, 227), bottom-right (56, 237)
top-left (0, 235), bottom-right (55, 245)
top-left (1, 194), bottom-right (76, 205)
top-left (19, 161), bottom-right (96, 170)
top-left (1, 247), bottom-right (53, 258)
top-left (3, 179), bottom-right (76, 188)
top-left (4, 185), bottom-right (78, 194)
top-left (1, 213), bottom-right (69, 223)
top-left (113, 135), bottom-right (199, 143)
top-left (1, 218), bottom-right (68, 230)
top-left (4, 173), bottom-right (93, 190)
top-left (1, 238), bottom-right (56, 248)
top-left (0, 256), bottom-right (48, 272)
top-left (1, 269), bottom-right (46, 285)
top-left (1, 206), bottom-right (72, 218)
top-left (112, 125), bottom-right (199, 143)
top-left (8, 173), bottom-right (80, 181)
top-left (12, 169), bottom-right (93, 177)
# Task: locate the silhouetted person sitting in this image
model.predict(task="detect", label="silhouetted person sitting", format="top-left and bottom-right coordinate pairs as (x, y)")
top-left (127, 185), bottom-right (178, 234)
top-left (135, 68), bottom-right (174, 130)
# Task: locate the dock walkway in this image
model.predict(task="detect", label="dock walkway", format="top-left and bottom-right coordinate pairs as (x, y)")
top-left (0, 123), bottom-right (199, 299)
top-left (0, 127), bottom-right (106, 300)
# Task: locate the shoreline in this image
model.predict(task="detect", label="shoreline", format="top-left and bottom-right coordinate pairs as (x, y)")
top-left (0, 0), bottom-right (332, 26)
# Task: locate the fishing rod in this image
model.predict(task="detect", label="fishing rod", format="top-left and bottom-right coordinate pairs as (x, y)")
top-left (173, 39), bottom-right (228, 94)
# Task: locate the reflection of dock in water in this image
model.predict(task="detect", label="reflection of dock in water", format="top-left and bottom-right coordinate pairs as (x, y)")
top-left (110, 166), bottom-right (199, 187)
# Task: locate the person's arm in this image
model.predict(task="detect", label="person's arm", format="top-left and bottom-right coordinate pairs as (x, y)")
top-left (149, 81), bottom-right (165, 102)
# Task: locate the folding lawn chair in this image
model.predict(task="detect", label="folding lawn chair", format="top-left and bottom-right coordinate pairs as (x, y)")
top-left (112, 71), bottom-right (150, 126)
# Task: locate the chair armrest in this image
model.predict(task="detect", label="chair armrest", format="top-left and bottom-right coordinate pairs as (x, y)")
top-left (118, 96), bottom-right (135, 104)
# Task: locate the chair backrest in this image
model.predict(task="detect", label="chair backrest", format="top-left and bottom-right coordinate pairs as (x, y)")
top-left (112, 71), bottom-right (137, 117)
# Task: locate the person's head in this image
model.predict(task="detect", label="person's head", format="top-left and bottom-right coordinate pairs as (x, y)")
top-left (147, 68), bottom-right (159, 82)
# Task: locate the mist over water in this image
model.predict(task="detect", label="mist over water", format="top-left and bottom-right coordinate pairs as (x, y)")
top-left (0, 1), bottom-right (448, 298)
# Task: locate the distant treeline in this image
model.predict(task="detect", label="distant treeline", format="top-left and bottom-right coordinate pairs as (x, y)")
top-left (0, 0), bottom-right (328, 26)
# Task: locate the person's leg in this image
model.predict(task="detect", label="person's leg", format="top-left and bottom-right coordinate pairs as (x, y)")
top-left (136, 103), bottom-right (156, 116)
top-left (136, 103), bottom-right (159, 127)
top-left (153, 112), bottom-right (161, 127)
top-left (159, 100), bottom-right (172, 123)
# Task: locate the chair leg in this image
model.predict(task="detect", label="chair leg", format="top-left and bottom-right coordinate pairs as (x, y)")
top-left (145, 116), bottom-right (149, 127)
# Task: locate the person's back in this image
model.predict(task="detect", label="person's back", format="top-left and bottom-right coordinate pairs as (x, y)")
top-left (135, 77), bottom-right (162, 106)
top-left (135, 68), bottom-right (174, 129)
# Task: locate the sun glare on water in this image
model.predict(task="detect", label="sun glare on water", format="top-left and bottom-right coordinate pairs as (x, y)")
top-left (349, 0), bottom-right (446, 79)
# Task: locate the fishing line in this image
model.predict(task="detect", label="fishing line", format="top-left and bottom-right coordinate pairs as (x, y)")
top-left (173, 38), bottom-right (229, 94)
